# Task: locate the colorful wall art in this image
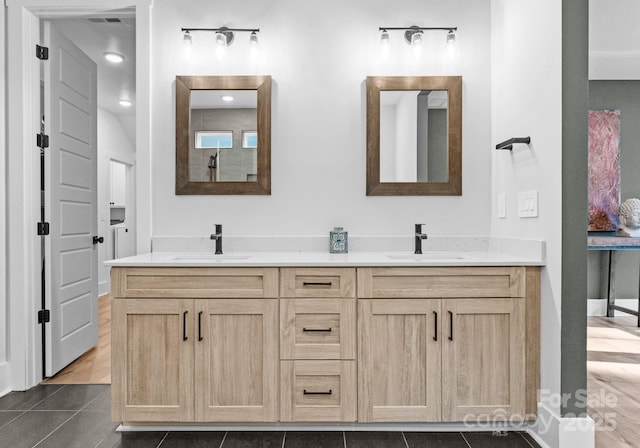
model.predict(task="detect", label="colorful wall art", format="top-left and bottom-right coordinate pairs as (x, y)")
top-left (588, 110), bottom-right (621, 231)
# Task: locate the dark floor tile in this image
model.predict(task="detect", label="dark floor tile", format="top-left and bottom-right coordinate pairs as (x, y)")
top-left (519, 432), bottom-right (542, 448)
top-left (0, 411), bottom-right (23, 429)
top-left (32, 384), bottom-right (107, 410)
top-left (345, 432), bottom-right (406, 448)
top-left (0, 384), bottom-right (65, 410)
top-left (285, 431), bottom-right (344, 448)
top-left (160, 431), bottom-right (226, 447)
top-left (37, 410), bottom-right (118, 448)
top-left (463, 431), bottom-right (533, 448)
top-left (222, 431), bottom-right (284, 448)
top-left (405, 432), bottom-right (469, 448)
top-left (83, 385), bottom-right (112, 411)
top-left (0, 410), bottom-right (75, 448)
top-left (97, 431), bottom-right (168, 448)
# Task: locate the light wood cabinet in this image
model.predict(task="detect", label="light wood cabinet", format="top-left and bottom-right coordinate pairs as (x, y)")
top-left (111, 298), bottom-right (195, 422)
top-left (441, 298), bottom-right (524, 421)
top-left (111, 268), bottom-right (279, 423)
top-left (195, 299), bottom-right (278, 422)
top-left (357, 267), bottom-right (540, 423)
top-left (358, 299), bottom-right (442, 422)
top-left (281, 360), bottom-right (356, 422)
top-left (111, 265), bottom-right (540, 426)
top-left (280, 298), bottom-right (356, 360)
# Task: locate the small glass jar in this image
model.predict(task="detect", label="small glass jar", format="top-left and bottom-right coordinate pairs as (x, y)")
top-left (329, 227), bottom-right (348, 254)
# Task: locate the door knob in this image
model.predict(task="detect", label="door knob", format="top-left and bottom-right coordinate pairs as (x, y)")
top-left (93, 236), bottom-right (104, 244)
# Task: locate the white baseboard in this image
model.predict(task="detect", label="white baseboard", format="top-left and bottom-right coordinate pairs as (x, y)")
top-left (588, 298), bottom-right (638, 316)
top-left (529, 402), bottom-right (594, 448)
top-left (98, 281), bottom-right (109, 297)
top-left (0, 361), bottom-right (11, 398)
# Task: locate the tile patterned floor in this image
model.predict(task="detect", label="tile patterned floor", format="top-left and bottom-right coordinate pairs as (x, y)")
top-left (0, 384), bottom-right (541, 448)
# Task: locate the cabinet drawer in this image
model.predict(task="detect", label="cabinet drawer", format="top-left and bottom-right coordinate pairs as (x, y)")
top-left (357, 267), bottom-right (525, 298)
top-left (111, 267), bottom-right (279, 298)
top-left (280, 268), bottom-right (356, 298)
top-left (280, 360), bottom-right (356, 422)
top-left (281, 299), bottom-right (355, 360)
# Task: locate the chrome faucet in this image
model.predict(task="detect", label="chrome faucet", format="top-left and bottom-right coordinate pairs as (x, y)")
top-left (210, 224), bottom-right (223, 254)
top-left (415, 223), bottom-right (428, 254)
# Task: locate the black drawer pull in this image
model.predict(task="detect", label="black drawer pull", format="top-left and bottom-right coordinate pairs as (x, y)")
top-left (303, 389), bottom-right (333, 395)
top-left (303, 281), bottom-right (333, 287)
top-left (448, 311), bottom-right (454, 341)
top-left (182, 311), bottom-right (188, 341)
top-left (303, 327), bottom-right (332, 332)
top-left (198, 311), bottom-right (203, 341)
top-left (433, 311), bottom-right (438, 341)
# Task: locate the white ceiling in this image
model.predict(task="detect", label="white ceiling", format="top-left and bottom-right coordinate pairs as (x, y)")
top-left (52, 12), bottom-right (136, 117)
top-left (191, 90), bottom-right (258, 109)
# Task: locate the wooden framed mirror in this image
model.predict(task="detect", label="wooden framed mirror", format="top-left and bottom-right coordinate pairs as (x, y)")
top-left (366, 76), bottom-right (462, 196)
top-left (176, 75), bottom-right (271, 195)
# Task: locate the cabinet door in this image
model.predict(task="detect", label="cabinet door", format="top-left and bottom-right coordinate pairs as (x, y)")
top-left (441, 298), bottom-right (525, 421)
top-left (112, 299), bottom-right (194, 422)
top-left (358, 299), bottom-right (441, 422)
top-left (195, 299), bottom-right (278, 422)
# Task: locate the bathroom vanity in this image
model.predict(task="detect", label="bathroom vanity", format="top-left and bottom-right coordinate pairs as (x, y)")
top-left (107, 252), bottom-right (541, 426)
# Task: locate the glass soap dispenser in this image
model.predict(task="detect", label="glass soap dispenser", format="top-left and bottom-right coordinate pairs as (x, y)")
top-left (329, 227), bottom-right (348, 254)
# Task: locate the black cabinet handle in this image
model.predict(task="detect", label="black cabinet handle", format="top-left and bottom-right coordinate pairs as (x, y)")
top-left (198, 311), bottom-right (203, 341)
top-left (303, 281), bottom-right (333, 287)
top-left (183, 311), bottom-right (188, 341)
top-left (303, 327), bottom-right (332, 332)
top-left (433, 311), bottom-right (438, 341)
top-left (303, 389), bottom-right (332, 395)
top-left (448, 311), bottom-right (453, 341)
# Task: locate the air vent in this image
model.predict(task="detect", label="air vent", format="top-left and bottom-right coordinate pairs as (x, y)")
top-left (88, 17), bottom-right (124, 24)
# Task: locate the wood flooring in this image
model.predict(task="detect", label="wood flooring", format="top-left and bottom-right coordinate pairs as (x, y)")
top-left (588, 316), bottom-right (640, 448)
top-left (43, 294), bottom-right (111, 384)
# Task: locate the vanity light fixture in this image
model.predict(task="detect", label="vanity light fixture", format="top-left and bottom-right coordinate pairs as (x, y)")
top-left (103, 52), bottom-right (124, 63)
top-left (378, 25), bottom-right (457, 51)
top-left (180, 26), bottom-right (260, 54)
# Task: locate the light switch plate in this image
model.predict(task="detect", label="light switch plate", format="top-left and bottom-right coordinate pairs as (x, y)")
top-left (497, 194), bottom-right (507, 219)
top-left (518, 190), bottom-right (539, 218)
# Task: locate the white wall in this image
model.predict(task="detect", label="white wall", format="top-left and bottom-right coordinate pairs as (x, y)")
top-left (589, 0), bottom-right (640, 80)
top-left (379, 105), bottom-right (396, 182)
top-left (491, 0), bottom-right (564, 446)
top-left (0, 0), bottom-right (9, 395)
top-left (151, 0), bottom-right (492, 239)
top-left (97, 107), bottom-right (135, 296)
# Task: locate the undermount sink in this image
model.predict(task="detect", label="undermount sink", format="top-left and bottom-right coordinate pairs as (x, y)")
top-left (168, 255), bottom-right (250, 261)
top-left (386, 252), bottom-right (469, 261)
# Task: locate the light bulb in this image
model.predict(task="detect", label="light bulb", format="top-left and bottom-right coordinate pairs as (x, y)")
top-left (411, 31), bottom-right (423, 47)
top-left (447, 30), bottom-right (456, 58)
top-left (380, 29), bottom-right (390, 47)
top-left (216, 32), bottom-right (227, 47)
top-left (249, 32), bottom-right (259, 47)
top-left (183, 31), bottom-right (192, 45)
top-left (215, 32), bottom-right (227, 60)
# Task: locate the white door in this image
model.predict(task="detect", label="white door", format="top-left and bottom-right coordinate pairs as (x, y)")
top-left (44, 21), bottom-right (99, 376)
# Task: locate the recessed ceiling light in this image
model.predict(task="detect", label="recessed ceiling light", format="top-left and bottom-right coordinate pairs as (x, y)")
top-left (104, 52), bottom-right (125, 63)
top-left (119, 99), bottom-right (133, 107)
top-left (221, 95), bottom-right (234, 102)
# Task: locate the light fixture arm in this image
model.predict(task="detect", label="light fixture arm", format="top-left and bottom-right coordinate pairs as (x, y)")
top-left (378, 26), bottom-right (457, 32)
top-left (181, 27), bottom-right (260, 33)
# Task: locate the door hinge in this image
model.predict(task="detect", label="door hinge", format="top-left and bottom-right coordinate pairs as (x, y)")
top-left (36, 45), bottom-right (49, 60)
top-left (38, 309), bottom-right (50, 324)
top-left (37, 222), bottom-right (50, 236)
top-left (37, 133), bottom-right (49, 149)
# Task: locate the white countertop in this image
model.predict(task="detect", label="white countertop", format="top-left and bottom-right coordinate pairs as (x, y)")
top-left (104, 251), bottom-right (545, 267)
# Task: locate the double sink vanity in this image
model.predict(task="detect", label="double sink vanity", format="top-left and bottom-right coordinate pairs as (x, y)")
top-left (107, 249), bottom-right (541, 427)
